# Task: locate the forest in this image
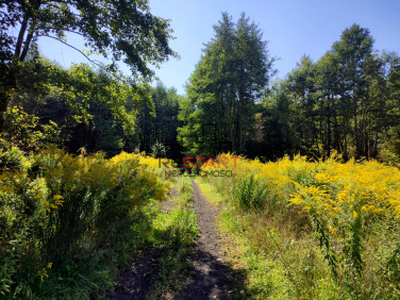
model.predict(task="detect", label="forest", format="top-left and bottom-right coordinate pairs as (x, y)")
top-left (1, 0), bottom-right (400, 299)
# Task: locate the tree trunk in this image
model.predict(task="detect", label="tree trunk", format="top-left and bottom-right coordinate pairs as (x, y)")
top-left (327, 95), bottom-right (332, 157)
top-left (0, 88), bottom-right (8, 132)
top-left (0, 66), bottom-right (17, 133)
top-left (353, 96), bottom-right (360, 158)
top-left (236, 98), bottom-right (242, 154)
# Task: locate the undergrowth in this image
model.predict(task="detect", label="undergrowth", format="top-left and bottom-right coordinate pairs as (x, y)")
top-left (197, 153), bottom-right (400, 299)
top-left (149, 176), bottom-right (199, 298)
top-left (0, 146), bottom-right (171, 298)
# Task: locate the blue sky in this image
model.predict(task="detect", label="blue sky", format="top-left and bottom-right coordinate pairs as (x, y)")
top-left (38, 0), bottom-right (400, 95)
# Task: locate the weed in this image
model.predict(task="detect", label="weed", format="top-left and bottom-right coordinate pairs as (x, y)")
top-left (199, 153), bottom-right (400, 298)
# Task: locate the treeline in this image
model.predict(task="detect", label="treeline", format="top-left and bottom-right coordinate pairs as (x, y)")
top-left (2, 49), bottom-right (182, 159)
top-left (264, 25), bottom-right (400, 161)
top-left (2, 12), bottom-right (400, 164)
top-left (178, 14), bottom-right (400, 163)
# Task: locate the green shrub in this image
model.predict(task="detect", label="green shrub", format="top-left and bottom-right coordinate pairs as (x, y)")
top-left (379, 148), bottom-right (400, 166)
top-left (233, 174), bottom-right (268, 210)
top-left (0, 140), bottom-right (30, 171)
top-left (0, 148), bottom-right (170, 297)
top-left (177, 176), bottom-right (193, 195)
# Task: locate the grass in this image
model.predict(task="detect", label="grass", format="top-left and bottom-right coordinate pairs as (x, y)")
top-left (196, 180), bottom-right (336, 299)
top-left (0, 147), bottom-right (200, 299)
top-left (148, 176), bottom-right (199, 298)
top-left (5, 150), bottom-right (398, 298)
top-left (33, 176), bottom-right (199, 299)
top-left (196, 153), bottom-right (400, 299)
top-left (37, 176), bottom-right (199, 299)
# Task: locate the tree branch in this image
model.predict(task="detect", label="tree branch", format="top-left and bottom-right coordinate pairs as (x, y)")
top-left (39, 27), bottom-right (86, 38)
top-left (38, 34), bottom-right (107, 70)
top-left (20, 25), bottom-right (36, 61)
top-left (15, 14), bottom-right (30, 57)
top-left (37, 35), bottom-right (127, 84)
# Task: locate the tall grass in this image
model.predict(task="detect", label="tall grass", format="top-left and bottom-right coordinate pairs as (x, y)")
top-left (199, 153), bottom-right (400, 298)
top-left (233, 174), bottom-right (268, 210)
top-left (150, 176), bottom-right (198, 298)
top-left (0, 146), bottom-right (171, 298)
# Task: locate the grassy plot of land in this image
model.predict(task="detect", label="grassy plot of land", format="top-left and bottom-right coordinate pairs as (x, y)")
top-left (177, 180), bottom-right (241, 299)
top-left (197, 180), bottom-right (335, 299)
top-left (109, 176), bottom-right (199, 299)
top-left (133, 177), bottom-right (241, 299)
top-left (111, 176), bottom-right (243, 299)
top-left (197, 154), bottom-right (400, 299)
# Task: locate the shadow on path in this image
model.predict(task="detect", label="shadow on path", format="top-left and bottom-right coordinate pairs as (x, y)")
top-left (107, 249), bottom-right (160, 300)
top-left (106, 182), bottom-right (246, 300)
top-left (179, 181), bottom-right (243, 299)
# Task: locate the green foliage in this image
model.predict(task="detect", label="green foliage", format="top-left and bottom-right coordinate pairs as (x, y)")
top-left (198, 181), bottom-right (335, 299)
top-left (133, 83), bottom-right (182, 159)
top-left (384, 247), bottom-right (400, 294)
top-left (6, 58), bottom-right (156, 155)
top-left (158, 177), bottom-right (197, 249)
top-left (233, 174), bottom-right (268, 210)
top-left (0, 0), bottom-right (175, 76)
top-left (0, 139), bottom-right (29, 171)
top-left (177, 176), bottom-right (193, 195)
top-left (178, 12), bottom-right (275, 156)
top-left (2, 106), bottom-right (41, 148)
top-left (149, 176), bottom-right (198, 298)
top-left (151, 141), bottom-right (168, 158)
top-left (0, 148), bottom-right (170, 297)
top-left (0, 0), bottom-right (176, 136)
top-left (308, 208), bottom-right (338, 277)
top-left (379, 148), bottom-right (400, 166)
top-left (154, 209), bottom-right (198, 249)
top-left (263, 24), bottom-right (400, 161)
top-left (5, 59), bottom-right (184, 157)
top-left (199, 154), bottom-right (400, 298)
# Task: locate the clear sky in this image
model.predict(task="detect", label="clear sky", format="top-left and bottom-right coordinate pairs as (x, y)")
top-left (38, 0), bottom-right (400, 95)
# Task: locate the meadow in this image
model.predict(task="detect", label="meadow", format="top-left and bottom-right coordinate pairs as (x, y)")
top-left (199, 154), bottom-right (400, 299)
top-left (0, 146), bottom-right (173, 298)
top-left (2, 1), bottom-right (400, 299)
top-left (2, 144), bottom-right (400, 298)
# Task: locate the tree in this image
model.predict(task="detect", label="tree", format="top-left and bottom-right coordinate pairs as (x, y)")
top-left (370, 52), bottom-right (400, 158)
top-left (331, 24), bottom-right (375, 158)
top-left (6, 55), bottom-right (154, 155)
top-left (0, 0), bottom-right (176, 131)
top-left (285, 56), bottom-right (318, 154)
top-left (263, 24), bottom-right (400, 161)
top-left (132, 83), bottom-right (182, 158)
top-left (178, 12), bottom-right (274, 156)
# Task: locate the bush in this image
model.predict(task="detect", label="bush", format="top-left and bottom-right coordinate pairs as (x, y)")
top-left (201, 153), bottom-right (400, 298)
top-left (0, 139), bottom-right (30, 171)
top-left (233, 174), bottom-right (268, 210)
top-left (379, 148), bottom-right (400, 166)
top-left (0, 147), bottom-right (170, 297)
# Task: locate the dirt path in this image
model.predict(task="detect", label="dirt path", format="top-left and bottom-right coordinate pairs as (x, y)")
top-left (106, 188), bottom-right (178, 300)
top-left (106, 183), bottom-right (239, 299)
top-left (179, 181), bottom-right (236, 299)
top-left (107, 249), bottom-right (160, 299)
